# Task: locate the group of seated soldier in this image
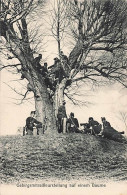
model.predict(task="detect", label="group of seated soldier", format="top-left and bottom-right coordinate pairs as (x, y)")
top-left (80, 117), bottom-right (102, 135)
top-left (80, 117), bottom-right (125, 141)
top-left (23, 108), bottom-right (125, 142)
top-left (57, 111), bottom-right (125, 142)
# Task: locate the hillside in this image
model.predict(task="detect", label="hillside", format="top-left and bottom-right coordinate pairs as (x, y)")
top-left (0, 133), bottom-right (127, 184)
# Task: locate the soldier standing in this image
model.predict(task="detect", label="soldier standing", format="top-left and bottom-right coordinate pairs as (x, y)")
top-left (57, 100), bottom-right (67, 133)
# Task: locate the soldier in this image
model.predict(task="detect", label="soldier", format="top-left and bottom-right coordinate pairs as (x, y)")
top-left (101, 117), bottom-right (111, 129)
top-left (100, 117), bottom-right (125, 142)
top-left (80, 123), bottom-right (91, 134)
top-left (88, 117), bottom-right (102, 135)
top-left (41, 62), bottom-right (55, 91)
top-left (33, 54), bottom-right (42, 72)
top-left (0, 20), bottom-right (8, 39)
top-left (41, 62), bottom-right (48, 77)
top-left (25, 111), bottom-right (42, 135)
top-left (60, 51), bottom-right (70, 77)
top-left (49, 57), bottom-right (67, 83)
top-left (67, 112), bottom-right (80, 133)
top-left (57, 100), bottom-right (67, 133)
top-left (48, 58), bottom-right (60, 73)
top-left (60, 51), bottom-right (69, 64)
top-left (98, 117), bottom-right (111, 136)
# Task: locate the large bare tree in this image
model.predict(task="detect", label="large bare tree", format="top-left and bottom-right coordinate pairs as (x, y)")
top-left (0, 0), bottom-right (127, 134)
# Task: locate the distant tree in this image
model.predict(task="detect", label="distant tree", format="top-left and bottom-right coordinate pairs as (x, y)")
top-left (117, 111), bottom-right (127, 133)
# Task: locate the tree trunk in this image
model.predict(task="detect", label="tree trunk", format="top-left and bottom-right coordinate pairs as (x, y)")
top-left (53, 78), bottom-right (67, 117)
top-left (29, 73), bottom-right (57, 134)
top-left (34, 94), bottom-right (57, 134)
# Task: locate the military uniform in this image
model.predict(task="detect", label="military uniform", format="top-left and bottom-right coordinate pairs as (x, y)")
top-left (67, 117), bottom-right (79, 133)
top-left (103, 121), bottom-right (111, 129)
top-left (26, 117), bottom-right (42, 135)
top-left (57, 103), bottom-right (67, 133)
top-left (80, 123), bottom-right (91, 134)
top-left (89, 118), bottom-right (102, 135)
top-left (33, 54), bottom-right (42, 72)
top-left (0, 20), bottom-right (8, 38)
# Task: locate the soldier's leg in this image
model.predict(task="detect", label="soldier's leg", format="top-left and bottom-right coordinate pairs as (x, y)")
top-left (27, 129), bottom-right (33, 135)
top-left (37, 128), bottom-right (39, 135)
top-left (66, 122), bottom-right (69, 133)
top-left (57, 118), bottom-right (61, 133)
top-left (63, 118), bottom-right (67, 133)
top-left (23, 127), bottom-right (26, 136)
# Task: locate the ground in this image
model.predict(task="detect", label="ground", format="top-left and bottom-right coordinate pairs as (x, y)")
top-left (0, 133), bottom-right (127, 184)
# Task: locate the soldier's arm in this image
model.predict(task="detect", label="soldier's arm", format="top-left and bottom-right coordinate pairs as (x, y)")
top-left (26, 117), bottom-right (30, 126)
top-left (33, 118), bottom-right (42, 125)
top-left (75, 118), bottom-right (79, 127)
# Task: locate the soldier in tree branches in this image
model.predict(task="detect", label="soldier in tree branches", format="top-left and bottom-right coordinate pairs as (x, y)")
top-left (33, 55), bottom-right (55, 91)
top-left (0, 19), bottom-right (8, 39)
top-left (49, 57), bottom-right (67, 83)
top-left (60, 51), bottom-right (70, 76)
top-left (57, 100), bottom-right (67, 133)
top-left (60, 51), bottom-right (69, 64)
top-left (40, 62), bottom-right (55, 92)
top-left (33, 54), bottom-right (42, 72)
top-left (25, 111), bottom-right (42, 135)
top-left (41, 62), bottom-right (48, 77)
top-left (48, 57), bottom-right (60, 75)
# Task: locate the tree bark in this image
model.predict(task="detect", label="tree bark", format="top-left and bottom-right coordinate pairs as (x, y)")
top-left (34, 93), bottom-right (57, 134)
top-left (53, 78), bottom-right (67, 117)
top-left (26, 71), bottom-right (57, 134)
top-left (7, 35), bottom-right (58, 134)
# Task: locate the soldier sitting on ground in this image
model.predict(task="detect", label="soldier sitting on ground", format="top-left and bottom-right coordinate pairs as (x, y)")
top-left (67, 112), bottom-right (80, 133)
top-left (88, 117), bottom-right (102, 135)
top-left (25, 111), bottom-right (42, 135)
top-left (98, 117), bottom-right (111, 136)
top-left (101, 117), bottom-right (111, 129)
top-left (80, 123), bottom-right (91, 134)
top-left (100, 117), bottom-right (125, 142)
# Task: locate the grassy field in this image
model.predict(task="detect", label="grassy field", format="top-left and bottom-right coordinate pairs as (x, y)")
top-left (0, 133), bottom-right (127, 184)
